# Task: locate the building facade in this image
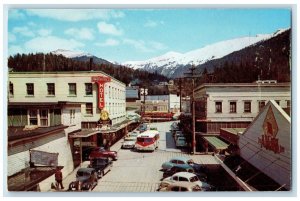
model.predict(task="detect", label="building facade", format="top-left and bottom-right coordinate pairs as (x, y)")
top-left (194, 82), bottom-right (291, 134)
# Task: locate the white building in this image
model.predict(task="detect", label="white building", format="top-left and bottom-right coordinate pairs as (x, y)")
top-left (194, 82), bottom-right (291, 134)
top-left (7, 71), bottom-right (126, 191)
top-left (141, 94), bottom-right (180, 113)
top-left (238, 100), bottom-right (291, 190)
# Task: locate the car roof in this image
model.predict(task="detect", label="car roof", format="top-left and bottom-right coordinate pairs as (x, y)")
top-left (169, 156), bottom-right (191, 162)
top-left (168, 181), bottom-right (199, 188)
top-left (77, 168), bottom-right (95, 173)
top-left (173, 172), bottom-right (196, 177)
top-left (171, 163), bottom-right (193, 169)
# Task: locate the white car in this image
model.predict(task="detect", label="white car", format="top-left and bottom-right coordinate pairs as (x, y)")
top-left (121, 137), bottom-right (136, 149)
top-left (160, 172), bottom-right (213, 191)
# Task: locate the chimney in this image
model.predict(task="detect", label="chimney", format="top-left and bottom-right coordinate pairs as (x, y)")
top-left (89, 57), bottom-right (93, 71)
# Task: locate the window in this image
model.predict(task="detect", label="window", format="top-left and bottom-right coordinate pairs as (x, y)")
top-left (70, 109), bottom-right (75, 124)
top-left (86, 103), bottom-right (93, 115)
top-left (244, 101), bottom-right (251, 113)
top-left (85, 83), bottom-right (93, 95)
top-left (178, 177), bottom-right (189, 182)
top-left (29, 110), bottom-right (38, 125)
top-left (259, 101), bottom-right (265, 111)
top-left (215, 102), bottom-right (222, 113)
top-left (286, 100), bottom-right (290, 108)
top-left (40, 109), bottom-right (48, 126)
top-left (230, 102), bottom-right (237, 113)
top-left (26, 83), bottom-right (34, 95)
top-left (9, 82), bottom-right (13, 96)
top-left (47, 83), bottom-right (55, 95)
top-left (69, 83), bottom-right (76, 95)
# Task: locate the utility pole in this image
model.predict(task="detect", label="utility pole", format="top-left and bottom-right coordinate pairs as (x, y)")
top-left (184, 65), bottom-right (201, 154)
top-left (179, 78), bottom-right (182, 112)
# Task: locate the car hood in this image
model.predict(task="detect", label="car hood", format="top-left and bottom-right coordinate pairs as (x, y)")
top-left (123, 141), bottom-right (135, 145)
top-left (76, 176), bottom-right (90, 182)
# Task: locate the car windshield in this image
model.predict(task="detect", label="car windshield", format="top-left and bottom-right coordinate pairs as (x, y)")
top-left (77, 171), bottom-right (91, 177)
top-left (91, 159), bottom-right (106, 165)
top-left (137, 137), bottom-right (153, 143)
top-left (190, 176), bottom-right (199, 182)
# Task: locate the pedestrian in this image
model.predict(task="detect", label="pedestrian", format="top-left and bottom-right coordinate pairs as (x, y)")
top-left (55, 167), bottom-right (64, 190)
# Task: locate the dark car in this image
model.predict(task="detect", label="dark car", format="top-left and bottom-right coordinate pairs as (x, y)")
top-left (162, 164), bottom-right (208, 182)
top-left (89, 147), bottom-right (118, 161)
top-left (88, 157), bottom-right (112, 178)
top-left (68, 168), bottom-right (98, 191)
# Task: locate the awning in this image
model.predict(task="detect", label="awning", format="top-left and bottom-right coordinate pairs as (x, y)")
top-left (69, 130), bottom-right (99, 138)
top-left (7, 166), bottom-right (63, 191)
top-left (203, 136), bottom-right (229, 150)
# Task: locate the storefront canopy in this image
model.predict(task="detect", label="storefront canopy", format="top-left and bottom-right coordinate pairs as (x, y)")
top-left (204, 136), bottom-right (229, 150)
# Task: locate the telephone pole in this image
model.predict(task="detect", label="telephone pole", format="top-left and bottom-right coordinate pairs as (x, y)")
top-left (184, 64), bottom-right (201, 154)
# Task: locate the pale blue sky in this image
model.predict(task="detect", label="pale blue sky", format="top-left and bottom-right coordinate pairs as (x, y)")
top-left (7, 8), bottom-right (291, 63)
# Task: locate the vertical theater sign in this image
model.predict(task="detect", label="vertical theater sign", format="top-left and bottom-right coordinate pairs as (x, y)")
top-left (91, 76), bottom-right (111, 125)
top-left (258, 106), bottom-right (285, 154)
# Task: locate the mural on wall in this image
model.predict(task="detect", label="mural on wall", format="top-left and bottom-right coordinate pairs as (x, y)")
top-left (258, 106), bottom-right (285, 154)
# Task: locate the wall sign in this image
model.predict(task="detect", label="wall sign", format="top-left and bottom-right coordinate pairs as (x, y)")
top-left (258, 106), bottom-right (284, 154)
top-left (91, 76), bottom-right (111, 110)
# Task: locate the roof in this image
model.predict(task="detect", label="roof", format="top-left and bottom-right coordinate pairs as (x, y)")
top-left (203, 136), bottom-right (229, 150)
top-left (77, 168), bottom-right (95, 173)
top-left (173, 172), bottom-right (196, 178)
top-left (7, 166), bottom-right (63, 191)
top-left (137, 130), bottom-right (159, 138)
top-left (169, 156), bottom-right (191, 162)
top-left (220, 128), bottom-right (246, 136)
top-left (69, 129), bottom-right (99, 138)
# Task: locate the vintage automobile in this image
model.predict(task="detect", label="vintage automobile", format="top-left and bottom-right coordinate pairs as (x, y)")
top-left (159, 181), bottom-right (201, 192)
top-left (161, 156), bottom-right (196, 171)
top-left (88, 157), bottom-right (113, 178)
top-left (89, 147), bottom-right (118, 161)
top-left (121, 136), bottom-right (137, 149)
top-left (160, 172), bottom-right (214, 191)
top-left (68, 168), bottom-right (98, 191)
top-left (162, 164), bottom-right (208, 182)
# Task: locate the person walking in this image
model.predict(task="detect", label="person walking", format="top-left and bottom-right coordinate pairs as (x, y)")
top-left (55, 167), bottom-right (64, 190)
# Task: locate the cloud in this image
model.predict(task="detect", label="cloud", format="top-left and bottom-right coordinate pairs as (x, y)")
top-left (24, 36), bottom-right (84, 53)
top-left (8, 32), bottom-right (16, 43)
top-left (97, 22), bottom-right (123, 36)
top-left (96, 39), bottom-right (120, 47)
top-left (144, 20), bottom-right (164, 28)
top-left (38, 29), bottom-right (52, 36)
top-left (12, 26), bottom-right (35, 37)
top-left (9, 9), bottom-right (25, 20)
top-left (123, 38), bottom-right (167, 52)
top-left (26, 9), bottom-right (125, 22)
top-left (64, 28), bottom-right (95, 40)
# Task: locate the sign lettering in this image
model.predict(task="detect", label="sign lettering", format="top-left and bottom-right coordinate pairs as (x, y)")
top-left (91, 76), bottom-right (111, 109)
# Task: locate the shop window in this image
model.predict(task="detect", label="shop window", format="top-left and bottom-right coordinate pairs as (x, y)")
top-left (86, 103), bottom-right (93, 115)
top-left (215, 102), bottom-right (222, 113)
top-left (230, 102), bottom-right (237, 113)
top-left (69, 83), bottom-right (77, 95)
top-left (85, 83), bottom-right (93, 95)
top-left (29, 110), bottom-right (38, 125)
top-left (26, 83), bottom-right (34, 95)
top-left (47, 83), bottom-right (55, 95)
top-left (40, 109), bottom-right (48, 127)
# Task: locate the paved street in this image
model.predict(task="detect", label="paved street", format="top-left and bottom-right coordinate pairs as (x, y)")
top-left (92, 121), bottom-right (220, 192)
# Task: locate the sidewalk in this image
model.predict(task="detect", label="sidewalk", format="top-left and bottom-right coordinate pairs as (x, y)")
top-left (53, 137), bottom-right (124, 192)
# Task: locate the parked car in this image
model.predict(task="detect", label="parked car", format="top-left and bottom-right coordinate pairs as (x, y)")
top-left (138, 123), bottom-right (149, 132)
top-left (160, 172), bottom-right (214, 191)
top-left (162, 164), bottom-right (208, 182)
top-left (122, 137), bottom-right (137, 149)
top-left (89, 147), bottom-right (118, 161)
top-left (88, 157), bottom-right (112, 178)
top-left (159, 181), bottom-right (201, 192)
top-left (68, 168), bottom-right (98, 191)
top-left (125, 130), bottom-right (140, 138)
top-left (176, 136), bottom-right (188, 148)
top-left (161, 156), bottom-right (196, 171)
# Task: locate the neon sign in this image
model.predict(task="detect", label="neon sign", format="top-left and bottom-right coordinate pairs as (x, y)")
top-left (91, 76), bottom-right (111, 110)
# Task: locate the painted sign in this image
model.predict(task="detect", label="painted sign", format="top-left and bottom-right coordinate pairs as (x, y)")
top-left (91, 76), bottom-right (111, 109)
top-left (30, 150), bottom-right (58, 166)
top-left (258, 106), bottom-right (284, 154)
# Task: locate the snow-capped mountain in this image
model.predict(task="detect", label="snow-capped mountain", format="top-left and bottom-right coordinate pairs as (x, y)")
top-left (51, 49), bottom-right (93, 58)
top-left (122, 29), bottom-right (289, 78)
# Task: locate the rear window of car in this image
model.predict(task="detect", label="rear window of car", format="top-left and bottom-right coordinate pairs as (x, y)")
top-left (179, 177), bottom-right (189, 182)
top-left (77, 171), bottom-right (91, 177)
top-left (190, 176), bottom-right (199, 182)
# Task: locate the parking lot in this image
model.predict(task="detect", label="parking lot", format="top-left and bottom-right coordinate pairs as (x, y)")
top-left (62, 121), bottom-right (241, 192)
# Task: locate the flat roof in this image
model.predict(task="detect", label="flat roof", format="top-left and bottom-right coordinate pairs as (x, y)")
top-left (203, 136), bottom-right (229, 150)
top-left (220, 128), bottom-right (246, 135)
